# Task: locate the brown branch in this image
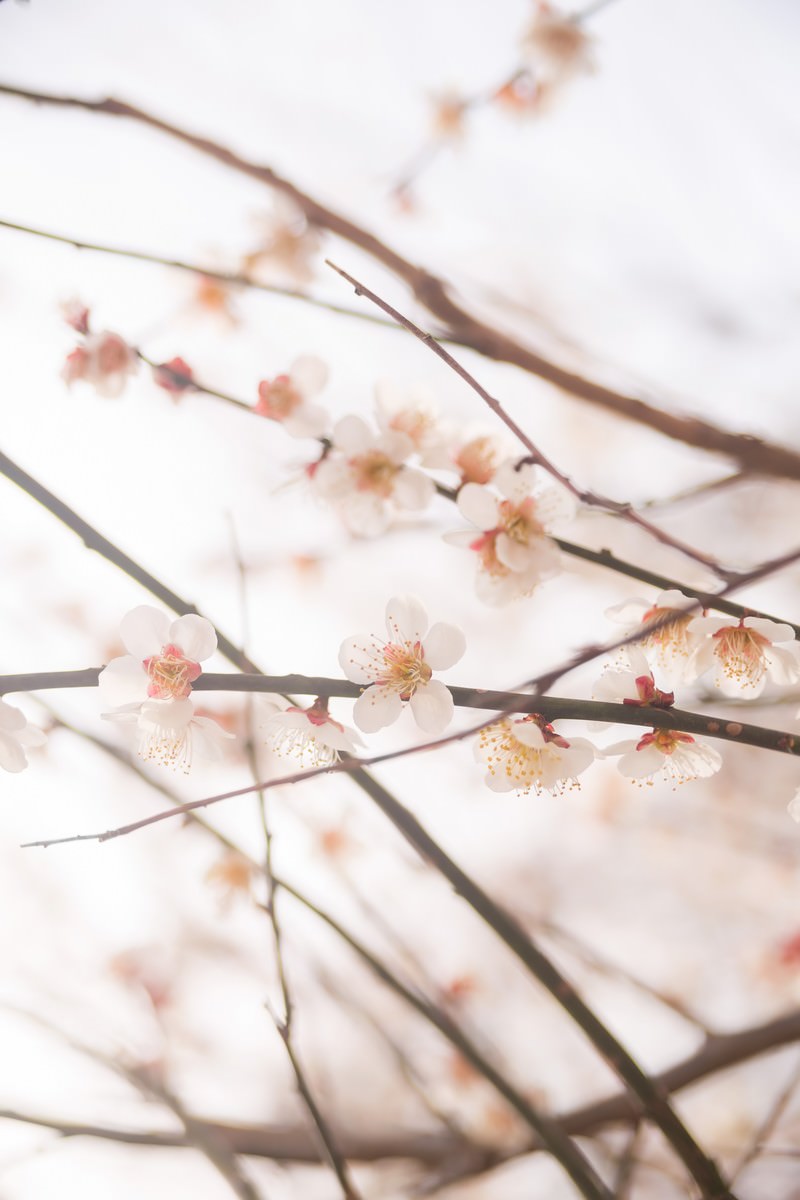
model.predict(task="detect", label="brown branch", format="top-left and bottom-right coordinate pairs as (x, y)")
top-left (2, 82), bottom-right (799, 479)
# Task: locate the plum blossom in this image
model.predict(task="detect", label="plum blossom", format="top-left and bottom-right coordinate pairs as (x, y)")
top-left (62, 330), bottom-right (138, 398)
top-left (606, 589), bottom-right (698, 682)
top-left (243, 197), bottom-right (322, 286)
top-left (593, 647), bottom-right (674, 709)
top-left (98, 606), bottom-right (217, 709)
top-left (451, 434), bottom-right (508, 486)
top-left (444, 460), bottom-right (570, 604)
top-left (521, 4), bottom-right (595, 89)
top-left (263, 697), bottom-right (364, 768)
top-left (256, 355), bottom-right (330, 438)
top-left (339, 595), bottom-right (465, 733)
top-left (103, 698), bottom-right (233, 772)
top-left (375, 380), bottom-right (446, 463)
top-left (313, 415), bottom-right (435, 536)
top-left (607, 728), bottom-right (722, 787)
top-left (0, 699), bottom-right (46, 773)
top-left (152, 357), bottom-right (196, 398)
top-left (788, 791), bottom-right (800, 824)
top-left (476, 714), bottom-right (595, 795)
top-left (686, 615), bottom-right (800, 698)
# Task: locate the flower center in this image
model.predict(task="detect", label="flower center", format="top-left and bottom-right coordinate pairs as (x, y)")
top-left (712, 622), bottom-right (770, 686)
top-left (641, 605), bottom-right (692, 663)
top-left (378, 641), bottom-right (432, 700)
top-left (635, 729), bottom-right (694, 756)
top-left (499, 498), bottom-right (544, 545)
top-left (351, 450), bottom-right (399, 497)
top-left (257, 375), bottom-right (302, 420)
top-left (456, 437), bottom-right (497, 485)
top-left (96, 335), bottom-right (131, 374)
top-left (143, 643), bottom-right (201, 700)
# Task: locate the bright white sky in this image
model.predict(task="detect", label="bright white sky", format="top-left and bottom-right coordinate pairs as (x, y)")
top-left (1, 2), bottom-right (800, 1197)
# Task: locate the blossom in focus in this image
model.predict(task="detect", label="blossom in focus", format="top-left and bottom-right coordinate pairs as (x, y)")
top-left (256, 355), bottom-right (330, 438)
top-left (98, 606), bottom-right (217, 708)
top-left (243, 197), bottom-right (322, 286)
top-left (476, 714), bottom-right (595, 795)
top-left (606, 589), bottom-right (698, 683)
top-left (521, 3), bottom-right (595, 89)
top-left (313, 415), bottom-right (435, 536)
top-left (339, 595), bottom-right (465, 733)
top-left (0, 699), bottom-right (46, 773)
top-left (61, 330), bottom-right (138, 398)
top-left (593, 647), bottom-right (674, 709)
top-left (444, 460), bottom-right (569, 604)
top-left (103, 698), bottom-right (234, 772)
top-left (607, 728), bottom-right (722, 786)
top-left (686, 615), bottom-right (800, 698)
top-left (152, 357), bottom-right (196, 398)
top-left (263, 697), bottom-right (364, 768)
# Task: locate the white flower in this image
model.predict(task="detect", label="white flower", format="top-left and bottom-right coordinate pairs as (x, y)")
top-left (103, 698), bottom-right (233, 772)
top-left (375, 380), bottom-right (446, 463)
top-left (444, 460), bottom-right (569, 604)
top-left (593, 647), bottom-right (674, 709)
top-left (686, 615), bottom-right (800, 698)
top-left (313, 415), bottom-right (435, 536)
top-left (606, 590), bottom-right (698, 683)
top-left (339, 595), bottom-right (465, 734)
top-left (521, 4), bottom-right (595, 87)
top-left (607, 728), bottom-right (722, 787)
top-left (255, 355), bottom-right (330, 438)
top-left (788, 791), bottom-right (800, 824)
top-left (0, 699), bottom-right (46, 773)
top-left (243, 196), bottom-right (322, 286)
top-left (475, 715), bottom-right (595, 795)
top-left (99, 606), bottom-right (217, 708)
top-left (263, 698), bottom-right (364, 768)
top-left (61, 330), bottom-right (138, 398)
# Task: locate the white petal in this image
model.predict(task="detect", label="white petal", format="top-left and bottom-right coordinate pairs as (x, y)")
top-left (17, 725), bottom-right (46, 748)
top-left (494, 460), bottom-right (535, 502)
top-left (423, 622), bottom-right (466, 670)
top-left (458, 483), bottom-right (500, 530)
top-left (442, 530), bottom-right (480, 549)
top-left (98, 655), bottom-right (149, 706)
top-left (290, 354), bottom-right (328, 399)
top-left (120, 606), bottom-right (170, 657)
top-left (283, 404), bottom-right (330, 439)
top-left (766, 644), bottom-right (800, 686)
top-left (333, 414), bottom-right (372, 454)
top-left (0, 700), bottom-right (26, 734)
top-left (340, 493), bottom-right (390, 537)
top-left (353, 686), bottom-right (403, 732)
top-left (409, 680), bottom-right (454, 733)
top-left (512, 722), bottom-right (547, 748)
top-left (385, 595), bottom-right (429, 643)
top-left (745, 618), bottom-right (796, 644)
top-left (788, 790), bottom-right (800, 824)
top-left (312, 456), bottom-right (352, 498)
top-left (169, 614), bottom-right (217, 662)
top-left (376, 430), bottom-right (414, 463)
top-left (392, 467), bottom-right (435, 511)
top-left (484, 769), bottom-right (515, 793)
top-left (0, 732), bottom-right (27, 773)
top-left (686, 616), bottom-right (728, 638)
top-left (618, 746), bottom-right (662, 779)
top-left (339, 635), bottom-right (383, 684)
top-left (605, 598), bottom-right (648, 625)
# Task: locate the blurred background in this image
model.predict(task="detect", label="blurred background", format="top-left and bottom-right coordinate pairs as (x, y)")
top-left (1, 0), bottom-right (800, 1196)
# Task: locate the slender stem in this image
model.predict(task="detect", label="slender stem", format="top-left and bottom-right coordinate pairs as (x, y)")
top-left (2, 83), bottom-right (799, 479)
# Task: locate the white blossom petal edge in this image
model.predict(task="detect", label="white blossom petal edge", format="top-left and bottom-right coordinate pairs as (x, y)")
top-left (339, 595), bottom-right (465, 734)
top-left (103, 699), bottom-right (233, 772)
top-left (0, 699), bottom-right (46, 773)
top-left (99, 606), bottom-right (218, 708)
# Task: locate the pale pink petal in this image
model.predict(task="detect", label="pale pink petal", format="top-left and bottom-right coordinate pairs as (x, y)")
top-left (687, 616), bottom-right (729, 638)
top-left (353, 685), bottom-right (403, 732)
top-left (333, 415), bottom-right (372, 454)
top-left (788, 791), bottom-right (800, 823)
top-left (484, 769), bottom-right (515, 793)
top-left (617, 746), bottom-right (662, 779)
top-left (392, 467), bottom-right (435, 511)
top-left (385, 595), bottom-right (429, 643)
top-left (0, 733), bottom-right (27, 773)
top-left (0, 699), bottom-right (26, 734)
top-left (409, 680), bottom-right (454, 733)
top-left (290, 355), bottom-right (328, 399)
top-left (496, 531), bottom-right (558, 574)
top-left (457, 483), bottom-right (500, 530)
top-left (169, 614), bottom-right (217, 662)
top-left (605, 598), bottom-right (649, 624)
top-left (494, 460), bottom-right (536, 503)
top-left (376, 430), bottom-right (414, 463)
top-left (98, 655), bottom-right (148, 707)
top-left (18, 725), bottom-right (46, 748)
top-left (339, 635), bottom-right (384, 684)
top-left (340, 493), bottom-right (390, 537)
top-left (283, 404), bottom-right (330, 439)
top-left (423, 622), bottom-right (466, 670)
top-left (312, 456), bottom-right (352, 498)
top-left (120, 606), bottom-right (170, 657)
top-left (443, 530), bottom-right (479, 549)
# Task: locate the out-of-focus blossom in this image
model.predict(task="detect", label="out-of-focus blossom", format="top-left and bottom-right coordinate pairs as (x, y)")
top-left (607, 728), bottom-right (722, 786)
top-left (256, 355), bottom-right (330, 438)
top-left (243, 197), bottom-right (322, 286)
top-left (98, 606), bottom-right (217, 708)
top-left (375, 380), bottom-right (446, 462)
top-left (313, 415), bottom-right (435, 536)
top-left (152, 357), bottom-right (196, 398)
top-left (687, 615), bottom-right (800, 698)
top-left (606, 589), bottom-right (698, 683)
top-left (0, 698), bottom-right (46, 773)
top-left (444, 460), bottom-right (569, 604)
top-left (62, 330), bottom-right (138, 398)
top-left (476, 714), bottom-right (595, 795)
top-left (430, 91), bottom-right (469, 140)
top-left (452, 435), bottom-right (508, 486)
top-left (206, 852), bottom-right (258, 907)
top-left (339, 595), bottom-right (465, 733)
top-left (263, 697), bottom-right (364, 768)
top-left (104, 698), bottom-right (234, 772)
top-left (61, 297), bottom-right (90, 335)
top-left (521, 3), bottom-right (595, 90)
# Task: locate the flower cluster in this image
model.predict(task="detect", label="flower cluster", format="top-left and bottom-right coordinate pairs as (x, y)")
top-left (99, 607), bottom-right (232, 771)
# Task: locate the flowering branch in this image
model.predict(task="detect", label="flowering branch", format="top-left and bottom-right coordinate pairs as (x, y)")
top-left (2, 82), bottom-right (799, 480)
